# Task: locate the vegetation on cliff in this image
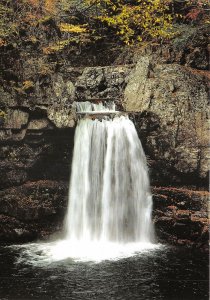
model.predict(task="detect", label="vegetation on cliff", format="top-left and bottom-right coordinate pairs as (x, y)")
top-left (0, 1), bottom-right (209, 47)
top-left (0, 1), bottom-right (209, 94)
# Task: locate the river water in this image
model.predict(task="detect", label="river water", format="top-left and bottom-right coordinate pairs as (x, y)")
top-left (0, 244), bottom-right (208, 300)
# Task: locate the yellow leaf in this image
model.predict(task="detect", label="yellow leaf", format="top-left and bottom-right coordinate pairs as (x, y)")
top-left (59, 23), bottom-right (87, 33)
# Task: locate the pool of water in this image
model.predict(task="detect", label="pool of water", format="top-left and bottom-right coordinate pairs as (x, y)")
top-left (0, 244), bottom-right (208, 300)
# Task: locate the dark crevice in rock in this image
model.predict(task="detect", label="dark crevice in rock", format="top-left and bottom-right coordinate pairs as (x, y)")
top-left (98, 80), bottom-right (107, 93)
top-left (28, 128), bottom-right (75, 182)
top-left (0, 127), bottom-right (75, 190)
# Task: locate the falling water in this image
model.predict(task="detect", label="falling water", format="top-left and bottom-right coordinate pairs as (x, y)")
top-left (16, 101), bottom-right (157, 264)
top-left (73, 100), bottom-right (116, 112)
top-left (65, 101), bottom-right (154, 244)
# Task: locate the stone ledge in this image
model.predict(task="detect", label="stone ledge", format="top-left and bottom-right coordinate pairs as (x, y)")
top-left (152, 186), bottom-right (209, 251)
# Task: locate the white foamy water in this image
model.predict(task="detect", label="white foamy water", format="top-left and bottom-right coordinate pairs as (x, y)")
top-left (65, 116), bottom-right (154, 244)
top-left (15, 102), bottom-right (159, 264)
top-left (74, 101), bottom-right (116, 113)
top-left (15, 240), bottom-right (161, 265)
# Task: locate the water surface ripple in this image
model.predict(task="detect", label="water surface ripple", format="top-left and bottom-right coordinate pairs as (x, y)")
top-left (0, 245), bottom-right (208, 300)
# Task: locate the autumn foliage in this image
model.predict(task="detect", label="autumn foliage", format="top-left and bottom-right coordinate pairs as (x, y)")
top-left (185, 0), bottom-right (209, 22)
top-left (85, 0), bottom-right (175, 44)
top-left (0, 0), bottom-right (209, 52)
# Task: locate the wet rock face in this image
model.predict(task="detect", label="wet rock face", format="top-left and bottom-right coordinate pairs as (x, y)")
top-left (0, 181), bottom-right (68, 242)
top-left (125, 56), bottom-right (209, 186)
top-left (152, 187), bottom-right (209, 251)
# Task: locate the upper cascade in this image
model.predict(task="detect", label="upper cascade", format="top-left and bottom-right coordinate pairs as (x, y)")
top-left (73, 101), bottom-right (116, 114)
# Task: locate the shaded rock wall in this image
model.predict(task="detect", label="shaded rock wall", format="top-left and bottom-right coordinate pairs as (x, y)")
top-left (0, 180), bottom-right (68, 242)
top-left (0, 124), bottom-right (74, 190)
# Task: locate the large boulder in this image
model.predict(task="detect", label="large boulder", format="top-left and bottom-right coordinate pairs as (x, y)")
top-left (124, 56), bottom-right (209, 185)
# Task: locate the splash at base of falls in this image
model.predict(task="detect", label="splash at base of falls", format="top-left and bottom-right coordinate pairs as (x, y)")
top-left (14, 240), bottom-right (161, 265)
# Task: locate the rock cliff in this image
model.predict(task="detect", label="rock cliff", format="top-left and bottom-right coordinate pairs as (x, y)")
top-left (125, 57), bottom-right (209, 185)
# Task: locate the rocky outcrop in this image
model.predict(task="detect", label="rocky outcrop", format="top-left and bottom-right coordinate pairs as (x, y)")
top-left (0, 180), bottom-right (68, 242)
top-left (0, 73), bottom-right (76, 129)
top-left (124, 56), bottom-right (209, 186)
top-left (152, 187), bottom-right (209, 251)
top-left (0, 73), bottom-right (76, 189)
top-left (75, 65), bottom-right (132, 107)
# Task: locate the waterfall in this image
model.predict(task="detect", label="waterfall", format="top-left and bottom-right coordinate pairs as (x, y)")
top-left (65, 101), bottom-right (154, 244)
top-left (16, 101), bottom-right (157, 264)
top-left (73, 101), bottom-right (116, 112)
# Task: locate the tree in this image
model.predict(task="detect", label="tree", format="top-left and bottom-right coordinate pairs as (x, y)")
top-left (83, 0), bottom-right (174, 44)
